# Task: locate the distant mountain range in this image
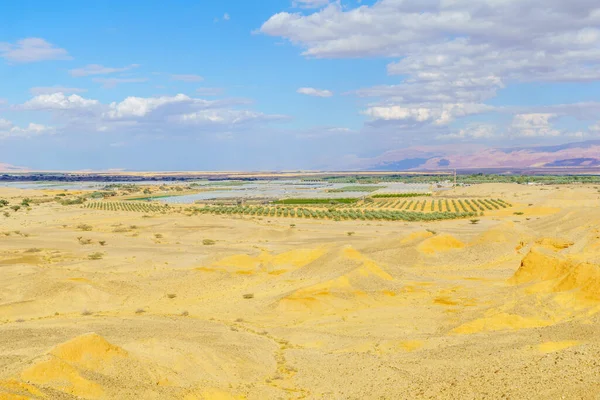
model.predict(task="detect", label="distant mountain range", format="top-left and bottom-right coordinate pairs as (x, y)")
top-left (368, 140), bottom-right (600, 171)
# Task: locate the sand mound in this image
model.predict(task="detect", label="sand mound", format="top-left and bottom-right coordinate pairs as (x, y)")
top-left (10, 334), bottom-right (144, 399)
top-left (452, 312), bottom-right (550, 334)
top-left (207, 247), bottom-right (326, 275)
top-left (277, 246), bottom-right (395, 312)
top-left (21, 356), bottom-right (104, 399)
top-left (417, 234), bottom-right (465, 254)
top-left (0, 378), bottom-right (45, 399)
top-left (510, 248), bottom-right (600, 302)
top-left (50, 333), bottom-right (128, 370)
top-left (534, 237), bottom-right (574, 251)
top-left (401, 231), bottom-right (434, 244)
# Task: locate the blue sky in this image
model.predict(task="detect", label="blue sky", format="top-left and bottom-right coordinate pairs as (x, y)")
top-left (1, 0), bottom-right (600, 170)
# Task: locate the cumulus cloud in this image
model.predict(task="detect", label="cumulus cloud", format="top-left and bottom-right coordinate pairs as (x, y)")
top-left (0, 38), bottom-right (71, 63)
top-left (16, 93), bottom-right (287, 136)
top-left (0, 118), bottom-right (54, 138)
top-left (297, 87), bottom-right (333, 97)
top-left (363, 103), bottom-right (492, 125)
top-left (30, 86), bottom-right (87, 95)
top-left (22, 93), bottom-right (101, 111)
top-left (261, 1), bottom-right (600, 137)
top-left (509, 113), bottom-right (561, 137)
top-left (69, 64), bottom-right (140, 77)
top-left (171, 74), bottom-right (204, 82)
top-left (438, 124), bottom-right (496, 140)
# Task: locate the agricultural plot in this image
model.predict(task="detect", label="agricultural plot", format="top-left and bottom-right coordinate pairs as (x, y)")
top-left (370, 198), bottom-right (511, 213)
top-left (186, 205), bottom-right (478, 222)
top-left (84, 201), bottom-right (170, 213)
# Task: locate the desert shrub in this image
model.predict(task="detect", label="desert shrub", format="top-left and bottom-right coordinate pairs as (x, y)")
top-left (470, 219), bottom-right (480, 224)
top-left (243, 293), bottom-right (254, 299)
top-left (88, 252), bottom-right (104, 260)
top-left (203, 239), bottom-right (216, 245)
top-left (77, 237), bottom-right (93, 245)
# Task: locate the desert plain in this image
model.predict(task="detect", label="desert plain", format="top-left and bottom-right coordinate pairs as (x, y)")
top-left (1, 183), bottom-right (600, 399)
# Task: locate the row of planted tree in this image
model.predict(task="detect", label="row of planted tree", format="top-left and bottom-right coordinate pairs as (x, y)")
top-left (185, 205), bottom-right (480, 222)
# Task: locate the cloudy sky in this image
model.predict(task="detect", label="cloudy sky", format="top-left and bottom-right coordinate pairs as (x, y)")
top-left (1, 0), bottom-right (600, 171)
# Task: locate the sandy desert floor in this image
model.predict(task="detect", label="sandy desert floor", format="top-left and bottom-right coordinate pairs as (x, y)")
top-left (1, 183), bottom-right (600, 399)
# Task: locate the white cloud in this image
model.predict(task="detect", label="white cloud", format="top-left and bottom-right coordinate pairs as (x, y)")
top-left (177, 109), bottom-right (287, 125)
top-left (262, 1), bottom-right (600, 134)
top-left (105, 94), bottom-right (202, 119)
top-left (16, 93), bottom-right (287, 136)
top-left (0, 38), bottom-right (71, 63)
top-left (30, 86), bottom-right (87, 95)
top-left (22, 93), bottom-right (100, 111)
top-left (223, 13), bottom-right (230, 21)
top-left (171, 74), bottom-right (204, 82)
top-left (509, 113), bottom-right (561, 137)
top-left (69, 64), bottom-right (140, 77)
top-left (297, 87), bottom-right (333, 97)
top-left (438, 124), bottom-right (496, 140)
top-left (363, 103), bottom-right (492, 125)
top-left (0, 119), bottom-right (54, 138)
top-left (92, 77), bottom-right (148, 88)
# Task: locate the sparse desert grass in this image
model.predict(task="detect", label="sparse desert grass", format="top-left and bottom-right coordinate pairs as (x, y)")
top-left (77, 237), bottom-right (93, 245)
top-left (203, 239), bottom-right (216, 245)
top-left (88, 252), bottom-right (104, 260)
top-left (135, 308), bottom-right (146, 314)
top-left (81, 310), bottom-right (93, 316)
top-left (77, 224), bottom-right (93, 231)
top-left (243, 293), bottom-right (254, 299)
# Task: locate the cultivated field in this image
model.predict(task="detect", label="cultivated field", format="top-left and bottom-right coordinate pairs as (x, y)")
top-left (0, 183), bottom-right (599, 399)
